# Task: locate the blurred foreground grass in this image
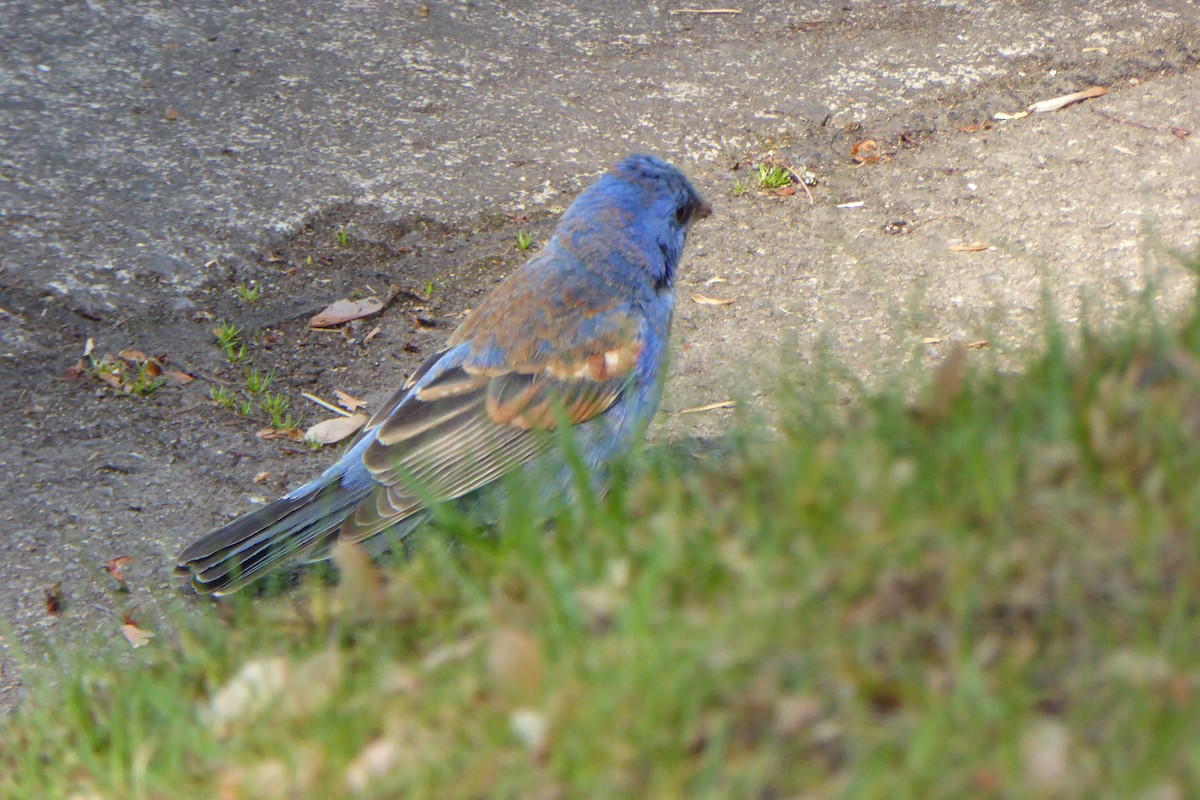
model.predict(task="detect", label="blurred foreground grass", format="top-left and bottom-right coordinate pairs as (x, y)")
top-left (5, 255), bottom-right (1200, 799)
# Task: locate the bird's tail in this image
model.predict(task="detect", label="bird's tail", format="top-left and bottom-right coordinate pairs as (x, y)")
top-left (175, 474), bottom-right (372, 596)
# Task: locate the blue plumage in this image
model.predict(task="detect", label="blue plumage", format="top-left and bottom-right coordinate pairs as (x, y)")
top-left (176, 154), bottom-right (709, 594)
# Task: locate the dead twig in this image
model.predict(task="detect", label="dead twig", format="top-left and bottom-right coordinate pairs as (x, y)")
top-left (301, 392), bottom-right (353, 417)
top-left (1090, 107), bottom-right (1193, 139)
top-left (668, 7), bottom-right (741, 14)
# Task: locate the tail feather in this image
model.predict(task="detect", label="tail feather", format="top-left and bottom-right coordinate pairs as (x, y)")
top-left (176, 475), bottom-right (373, 596)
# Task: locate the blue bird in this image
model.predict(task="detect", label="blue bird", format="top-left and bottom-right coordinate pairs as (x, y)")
top-left (176, 154), bottom-right (710, 595)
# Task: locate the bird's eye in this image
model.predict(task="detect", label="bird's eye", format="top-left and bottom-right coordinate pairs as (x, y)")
top-left (674, 205), bottom-right (692, 225)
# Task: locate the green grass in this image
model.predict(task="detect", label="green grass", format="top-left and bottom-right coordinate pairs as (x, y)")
top-left (6, 256), bottom-right (1200, 798)
top-left (235, 282), bottom-right (262, 303)
top-left (755, 163), bottom-right (792, 190)
top-left (516, 230), bottom-right (534, 251)
top-left (213, 321), bottom-right (246, 364)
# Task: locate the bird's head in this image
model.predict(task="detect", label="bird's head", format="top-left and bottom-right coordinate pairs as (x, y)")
top-left (557, 154), bottom-right (710, 292)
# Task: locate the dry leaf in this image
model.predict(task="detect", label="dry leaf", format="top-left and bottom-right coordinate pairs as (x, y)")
top-left (204, 658), bottom-right (289, 735)
top-left (332, 539), bottom-right (386, 616)
top-left (253, 471), bottom-right (271, 484)
top-left (691, 292), bottom-right (735, 306)
top-left (119, 349), bottom-right (149, 363)
top-left (1021, 719), bottom-right (1070, 790)
top-left (96, 371), bottom-right (124, 390)
top-left (64, 360), bottom-right (86, 379)
top-left (931, 343), bottom-right (968, 417)
top-left (305, 413), bottom-right (368, 445)
top-left (922, 337), bottom-right (943, 344)
top-left (45, 583), bottom-right (62, 615)
top-left (256, 427), bottom-right (305, 441)
top-left (849, 139), bottom-right (880, 164)
top-left (1026, 85), bottom-right (1107, 114)
top-left (121, 623), bottom-right (155, 648)
top-left (509, 708), bottom-right (549, 757)
top-left (165, 370), bottom-right (193, 384)
top-left (363, 326), bottom-right (381, 343)
top-left (993, 111), bottom-right (1029, 121)
top-left (83, 337), bottom-right (96, 358)
top-left (104, 556), bottom-right (131, 584)
top-left (704, 277), bottom-right (728, 285)
top-left (774, 185), bottom-right (796, 196)
top-left (948, 242), bottom-right (990, 252)
top-left (334, 390), bottom-right (368, 412)
top-left (966, 340), bottom-right (989, 349)
top-left (679, 400), bottom-right (737, 414)
top-left (488, 628), bottom-right (543, 701)
top-left (955, 122), bottom-right (991, 133)
top-left (309, 297), bottom-right (384, 328)
top-left (345, 739), bottom-right (402, 794)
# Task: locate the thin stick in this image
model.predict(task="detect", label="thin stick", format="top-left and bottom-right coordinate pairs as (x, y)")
top-left (678, 400), bottom-right (737, 414)
top-left (301, 392), bottom-right (352, 417)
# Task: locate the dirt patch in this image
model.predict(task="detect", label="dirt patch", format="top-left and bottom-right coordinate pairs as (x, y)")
top-left (0, 203), bottom-right (560, 707)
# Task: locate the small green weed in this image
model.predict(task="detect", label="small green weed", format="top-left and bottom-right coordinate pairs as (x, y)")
top-left (424, 280), bottom-right (436, 299)
top-left (259, 391), bottom-right (292, 429)
top-left (244, 367), bottom-right (274, 395)
top-left (755, 162), bottom-right (792, 190)
top-left (209, 385), bottom-right (235, 409)
top-left (127, 362), bottom-right (165, 397)
top-left (213, 322), bottom-right (246, 363)
top-left (234, 282), bottom-right (261, 303)
top-left (515, 230), bottom-right (534, 251)
top-left (334, 227), bottom-right (350, 248)
top-left (732, 178), bottom-right (749, 197)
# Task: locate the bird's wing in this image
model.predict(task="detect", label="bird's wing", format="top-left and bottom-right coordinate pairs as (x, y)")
top-left (340, 254), bottom-right (643, 543)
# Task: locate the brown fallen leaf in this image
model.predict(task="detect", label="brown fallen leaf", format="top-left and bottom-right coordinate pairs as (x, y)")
top-left (164, 370), bottom-right (193, 384)
top-left (253, 471), bottom-right (271, 484)
top-left (363, 326), bottom-right (382, 344)
top-left (45, 583), bottom-right (63, 615)
top-left (335, 390), bottom-right (368, 412)
top-left (955, 122), bottom-right (992, 133)
top-left (1026, 85), bottom-right (1107, 114)
top-left (922, 337), bottom-right (943, 344)
top-left (121, 622), bottom-right (155, 648)
top-left (849, 139), bottom-right (880, 164)
top-left (691, 292), bottom-right (735, 306)
top-left (931, 343), bottom-right (968, 418)
top-left (488, 628), bottom-right (544, 701)
top-left (96, 371), bottom-right (124, 390)
top-left (119, 348), bottom-right (149, 363)
top-left (966, 340), bottom-right (989, 349)
top-left (948, 242), bottom-right (990, 252)
top-left (309, 297), bottom-right (385, 328)
top-left (103, 556), bottom-right (132, 585)
top-left (774, 185), bottom-right (796, 196)
top-left (64, 360), bottom-right (86, 379)
top-left (305, 413), bottom-right (369, 445)
top-left (257, 427), bottom-right (306, 441)
top-left (83, 337), bottom-right (96, 358)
